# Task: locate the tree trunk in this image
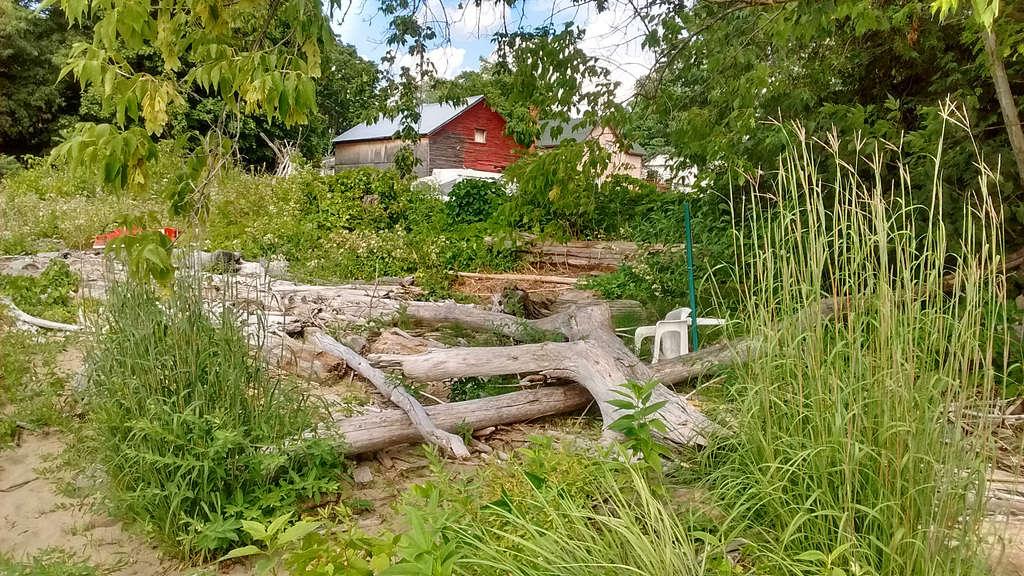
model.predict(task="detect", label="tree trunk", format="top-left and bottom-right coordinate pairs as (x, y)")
top-left (371, 304), bottom-right (719, 446)
top-left (310, 330), bottom-right (471, 458)
top-left (327, 385), bottom-right (593, 454)
top-left (983, 28), bottom-right (1024, 190)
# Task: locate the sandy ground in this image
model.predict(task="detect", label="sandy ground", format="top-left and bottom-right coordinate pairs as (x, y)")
top-left (0, 432), bottom-right (189, 575)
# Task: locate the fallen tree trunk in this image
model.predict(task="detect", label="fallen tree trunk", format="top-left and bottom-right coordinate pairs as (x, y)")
top-left (652, 297), bottom-right (848, 386)
top-left (310, 330), bottom-right (471, 458)
top-left (374, 304), bottom-right (719, 446)
top-left (331, 385), bottom-right (593, 454)
top-left (453, 272), bottom-right (580, 285)
top-left (1, 297), bottom-right (83, 332)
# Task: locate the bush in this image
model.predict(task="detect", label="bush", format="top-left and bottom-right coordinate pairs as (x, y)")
top-left (446, 178), bottom-right (505, 225)
top-left (0, 161), bottom-right (168, 253)
top-left (0, 258), bottom-right (81, 323)
top-left (83, 274), bottom-right (346, 561)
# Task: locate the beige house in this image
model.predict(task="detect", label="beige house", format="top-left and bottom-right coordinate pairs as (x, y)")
top-left (535, 121), bottom-right (645, 179)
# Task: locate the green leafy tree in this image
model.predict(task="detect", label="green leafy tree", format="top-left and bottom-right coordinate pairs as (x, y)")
top-left (0, 0), bottom-right (87, 158)
top-left (50, 0), bottom-right (341, 197)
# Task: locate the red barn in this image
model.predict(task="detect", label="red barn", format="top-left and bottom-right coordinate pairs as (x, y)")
top-left (332, 95), bottom-right (522, 177)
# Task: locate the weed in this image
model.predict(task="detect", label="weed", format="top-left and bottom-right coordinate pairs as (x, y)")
top-left (0, 549), bottom-right (105, 576)
top-left (608, 379), bottom-right (672, 475)
top-left (81, 272), bottom-right (347, 561)
top-left (0, 320), bottom-right (69, 446)
top-left (0, 259), bottom-right (81, 323)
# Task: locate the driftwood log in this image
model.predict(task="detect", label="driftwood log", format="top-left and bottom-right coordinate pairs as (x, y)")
top-left (652, 297), bottom-right (848, 386)
top-left (331, 385), bottom-right (593, 454)
top-left (310, 330), bottom-right (472, 458)
top-left (0, 297), bottom-right (83, 332)
top-left (371, 303), bottom-right (718, 446)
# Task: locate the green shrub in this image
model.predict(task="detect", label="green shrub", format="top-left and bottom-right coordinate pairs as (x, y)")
top-left (83, 273), bottom-right (346, 561)
top-left (446, 179), bottom-right (505, 226)
top-left (0, 161), bottom-right (169, 253)
top-left (0, 258), bottom-right (81, 323)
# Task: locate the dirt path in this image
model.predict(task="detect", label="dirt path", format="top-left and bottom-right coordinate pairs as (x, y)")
top-left (0, 432), bottom-right (187, 575)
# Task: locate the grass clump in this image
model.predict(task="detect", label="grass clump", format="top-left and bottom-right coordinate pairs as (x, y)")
top-left (0, 320), bottom-right (68, 446)
top-left (82, 273), bottom-right (346, 561)
top-left (0, 549), bottom-right (105, 576)
top-left (701, 133), bottom-right (1001, 575)
top-left (389, 437), bottom-right (716, 576)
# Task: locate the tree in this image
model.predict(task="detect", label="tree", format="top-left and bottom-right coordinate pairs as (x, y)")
top-left (51, 0), bottom-right (341, 196)
top-left (174, 40), bottom-right (383, 171)
top-left (0, 0), bottom-right (86, 158)
top-left (627, 1), bottom-right (1020, 211)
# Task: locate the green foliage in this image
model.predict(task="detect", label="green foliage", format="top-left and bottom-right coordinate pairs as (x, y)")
top-left (445, 179), bottom-right (504, 226)
top-left (82, 273), bottom-right (346, 561)
top-left (307, 168), bottom-right (408, 232)
top-left (631, 0), bottom-right (1023, 243)
top-left (50, 0), bottom-right (342, 200)
top-left (0, 0), bottom-right (86, 158)
top-left (0, 320), bottom-right (68, 446)
top-left (607, 380), bottom-right (671, 474)
top-left (0, 258), bottom-right (81, 322)
top-left (501, 141), bottom-right (610, 239)
top-left (0, 160), bottom-right (167, 253)
top-left (449, 375), bottom-right (521, 402)
top-left (0, 549), bottom-right (104, 576)
top-left (221, 511), bottom-right (402, 576)
top-left (394, 439), bottom-right (712, 576)
top-left (106, 228), bottom-right (174, 290)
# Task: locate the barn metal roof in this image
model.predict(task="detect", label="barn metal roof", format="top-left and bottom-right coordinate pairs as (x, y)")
top-left (332, 95), bottom-right (485, 143)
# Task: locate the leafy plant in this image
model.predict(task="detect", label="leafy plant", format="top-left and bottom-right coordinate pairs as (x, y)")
top-left (607, 379), bottom-right (672, 474)
top-left (0, 258), bottom-right (80, 322)
top-left (220, 512), bottom-right (324, 575)
top-left (445, 179), bottom-right (505, 226)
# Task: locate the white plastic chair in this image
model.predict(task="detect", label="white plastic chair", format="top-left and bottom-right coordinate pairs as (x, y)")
top-left (634, 307), bottom-right (726, 363)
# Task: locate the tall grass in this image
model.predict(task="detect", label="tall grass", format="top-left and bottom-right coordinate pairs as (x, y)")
top-left (83, 272), bottom-right (345, 561)
top-left (703, 126), bottom-right (1003, 575)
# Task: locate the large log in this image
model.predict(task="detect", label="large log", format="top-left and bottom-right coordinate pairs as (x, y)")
top-left (652, 297), bottom-right (848, 386)
top-left (1, 297), bottom-right (83, 332)
top-left (331, 385), bottom-right (593, 454)
top-left (310, 330), bottom-right (471, 458)
top-left (375, 304), bottom-right (718, 446)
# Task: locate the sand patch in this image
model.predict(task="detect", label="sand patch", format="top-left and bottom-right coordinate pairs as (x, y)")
top-left (0, 432), bottom-right (186, 575)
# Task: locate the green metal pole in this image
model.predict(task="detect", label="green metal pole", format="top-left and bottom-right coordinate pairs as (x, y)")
top-left (684, 202), bottom-right (698, 351)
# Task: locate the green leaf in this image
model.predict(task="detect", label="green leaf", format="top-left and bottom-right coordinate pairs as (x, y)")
top-left (217, 545), bottom-right (262, 562)
top-left (277, 520), bottom-right (321, 544)
top-left (794, 550), bottom-right (828, 563)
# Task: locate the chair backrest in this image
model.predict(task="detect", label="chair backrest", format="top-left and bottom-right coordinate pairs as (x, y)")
top-left (664, 307), bottom-right (691, 321)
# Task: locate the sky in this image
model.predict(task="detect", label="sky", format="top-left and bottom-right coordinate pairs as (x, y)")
top-left (329, 0), bottom-right (655, 102)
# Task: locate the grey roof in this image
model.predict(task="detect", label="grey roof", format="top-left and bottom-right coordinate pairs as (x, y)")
top-left (332, 95), bottom-right (485, 143)
top-left (536, 119), bottom-right (647, 156)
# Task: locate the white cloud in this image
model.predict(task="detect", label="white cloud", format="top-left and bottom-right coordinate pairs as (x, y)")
top-left (577, 1), bottom-right (657, 102)
top-left (396, 46), bottom-right (467, 79)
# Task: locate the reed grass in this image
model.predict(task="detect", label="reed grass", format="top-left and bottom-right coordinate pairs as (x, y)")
top-left (703, 124), bottom-right (1003, 575)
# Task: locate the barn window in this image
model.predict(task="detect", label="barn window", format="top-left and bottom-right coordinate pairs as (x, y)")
top-left (474, 128), bottom-right (487, 143)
